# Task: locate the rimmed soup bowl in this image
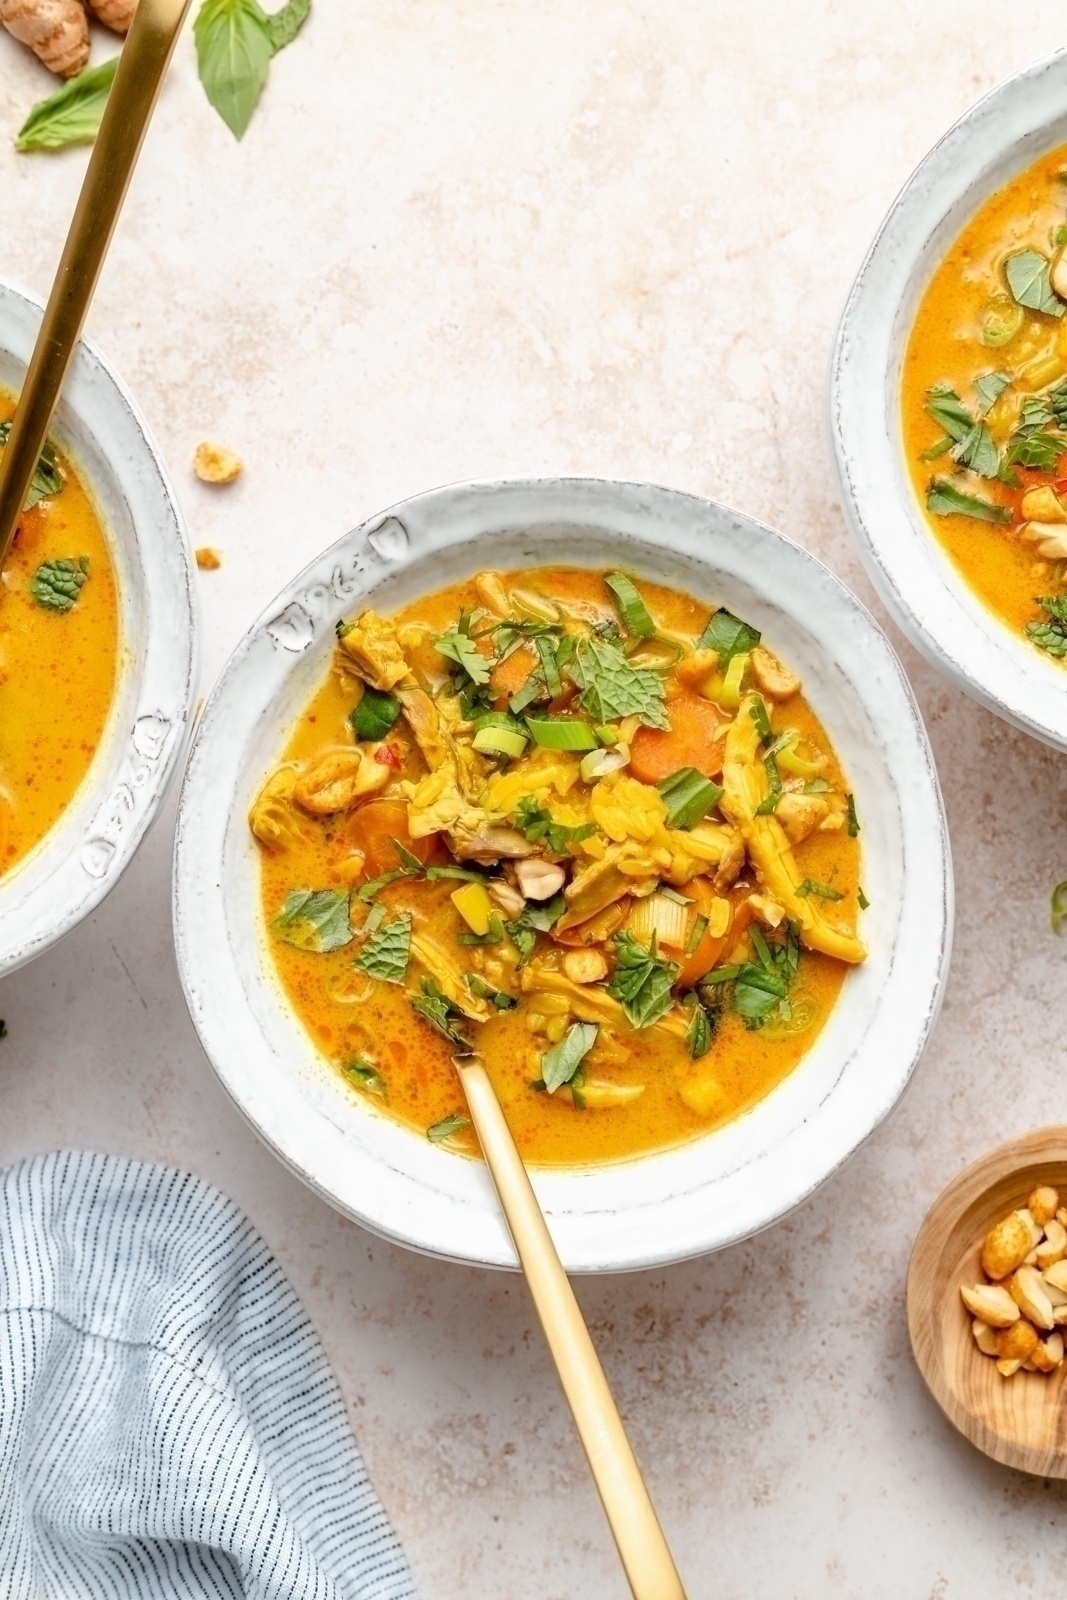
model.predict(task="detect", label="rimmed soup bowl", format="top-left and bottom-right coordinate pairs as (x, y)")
top-left (0, 279), bottom-right (197, 975)
top-left (831, 49), bottom-right (1067, 751)
top-left (173, 477), bottom-right (950, 1273)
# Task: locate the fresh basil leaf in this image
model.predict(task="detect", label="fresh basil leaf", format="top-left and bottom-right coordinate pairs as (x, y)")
top-left (343, 1057), bottom-right (385, 1096)
top-left (263, 0), bottom-right (310, 50)
top-left (353, 911), bottom-right (411, 983)
top-left (683, 994), bottom-right (716, 1059)
top-left (30, 557), bottom-right (89, 612)
top-left (350, 686), bottom-right (401, 741)
top-left (534, 634), bottom-right (562, 698)
top-left (605, 572), bottom-right (656, 640)
top-left (411, 980), bottom-right (473, 1047)
top-left (435, 624), bottom-right (492, 684)
top-left (657, 767), bottom-right (723, 829)
top-left (15, 57), bottom-right (117, 152)
top-left (952, 422), bottom-right (1000, 479)
top-left (795, 879), bottom-right (843, 902)
top-left (427, 1112), bottom-right (471, 1143)
top-left (606, 931), bottom-right (678, 1028)
top-left (732, 963), bottom-right (789, 1027)
top-left (455, 913), bottom-right (504, 946)
top-left (926, 478), bottom-right (1011, 523)
top-left (1005, 249), bottom-right (1065, 317)
top-left (541, 1022), bottom-right (598, 1093)
top-left (523, 893), bottom-right (566, 931)
top-left (573, 637), bottom-right (669, 729)
top-left (1006, 431), bottom-right (1065, 473)
top-left (974, 372), bottom-right (1011, 415)
top-left (467, 974), bottom-right (517, 1009)
top-left (924, 385), bottom-right (974, 443)
top-left (696, 606), bottom-right (761, 661)
top-left (194, 0), bottom-right (275, 139)
top-left (504, 921), bottom-right (537, 966)
top-left (272, 887), bottom-right (353, 952)
top-left (1050, 382), bottom-right (1067, 425)
top-left (754, 751), bottom-right (783, 816)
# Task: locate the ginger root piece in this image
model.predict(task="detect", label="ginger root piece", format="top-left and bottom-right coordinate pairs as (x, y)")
top-left (0, 0), bottom-right (89, 76)
top-left (85, 0), bottom-right (136, 31)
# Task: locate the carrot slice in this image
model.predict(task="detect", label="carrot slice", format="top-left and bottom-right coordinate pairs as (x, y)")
top-left (675, 878), bottom-right (731, 987)
top-left (489, 642), bottom-right (537, 707)
top-left (629, 692), bottom-right (727, 784)
top-left (346, 799), bottom-right (442, 878)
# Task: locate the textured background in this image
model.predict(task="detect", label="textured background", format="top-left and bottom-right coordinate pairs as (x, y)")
top-left (0, 4), bottom-right (1064, 1595)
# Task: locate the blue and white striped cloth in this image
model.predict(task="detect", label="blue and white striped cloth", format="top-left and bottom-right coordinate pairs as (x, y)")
top-left (0, 1151), bottom-right (416, 1600)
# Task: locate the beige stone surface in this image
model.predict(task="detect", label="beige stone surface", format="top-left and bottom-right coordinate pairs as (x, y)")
top-left (1, 2), bottom-right (1066, 1594)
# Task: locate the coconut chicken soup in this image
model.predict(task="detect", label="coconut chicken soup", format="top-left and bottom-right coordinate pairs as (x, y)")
top-left (0, 401), bottom-right (118, 876)
top-left (251, 566), bottom-right (866, 1167)
top-left (904, 146), bottom-right (1067, 660)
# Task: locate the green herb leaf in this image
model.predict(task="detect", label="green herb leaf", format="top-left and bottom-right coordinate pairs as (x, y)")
top-left (952, 421), bottom-right (1000, 479)
top-left (926, 478), bottom-right (1011, 523)
top-left (343, 1057), bottom-right (385, 1096)
top-left (29, 557), bottom-right (88, 612)
top-left (683, 993), bottom-right (717, 1059)
top-left (14, 57), bottom-right (117, 152)
top-left (194, 0), bottom-right (276, 139)
top-left (657, 767), bottom-right (723, 829)
top-left (263, 0), bottom-right (310, 50)
top-left (534, 634), bottom-right (562, 698)
top-left (749, 696), bottom-right (772, 742)
top-left (1006, 431), bottom-right (1066, 473)
top-left (924, 385), bottom-right (974, 443)
top-left (606, 931), bottom-right (678, 1029)
top-left (696, 606), bottom-right (761, 662)
top-left (0, 423), bottom-right (64, 509)
top-left (732, 963), bottom-right (789, 1027)
top-left (513, 795), bottom-right (597, 853)
top-left (1005, 249), bottom-right (1065, 317)
top-left (795, 879), bottom-right (843, 902)
top-left (523, 893), bottom-right (567, 931)
top-left (1027, 593), bottom-right (1067, 656)
top-left (504, 921), bottom-right (536, 966)
top-left (435, 622), bottom-right (492, 684)
top-left (353, 911), bottom-right (411, 983)
top-left (1052, 881), bottom-right (1067, 935)
top-left (572, 638), bottom-right (669, 729)
top-left (605, 572), bottom-right (655, 639)
top-left (754, 752), bottom-right (783, 816)
top-left (684, 913), bottom-right (708, 957)
top-left (350, 686), bottom-right (401, 741)
top-left (541, 1022), bottom-right (598, 1093)
top-left (427, 1112), bottom-right (471, 1143)
top-left (525, 715), bottom-right (598, 751)
top-left (1019, 395), bottom-right (1056, 433)
top-left (356, 865), bottom-right (418, 901)
top-left (846, 793), bottom-right (860, 837)
top-left (272, 887), bottom-right (353, 952)
top-left (467, 974), bottom-right (517, 1009)
top-left (411, 980), bottom-right (474, 1048)
top-left (456, 912), bottom-right (505, 947)
top-left (1050, 382), bottom-right (1067, 425)
top-left (974, 372), bottom-right (1011, 415)
top-left (858, 887), bottom-right (870, 911)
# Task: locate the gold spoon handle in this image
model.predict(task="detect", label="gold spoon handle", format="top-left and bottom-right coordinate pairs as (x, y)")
top-left (0, 0), bottom-right (193, 564)
top-left (454, 1056), bottom-right (687, 1600)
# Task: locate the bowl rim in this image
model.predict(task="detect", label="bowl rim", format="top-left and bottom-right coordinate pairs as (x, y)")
top-left (0, 278), bottom-right (198, 974)
top-left (173, 475), bottom-right (952, 1273)
top-left (830, 47), bottom-right (1067, 752)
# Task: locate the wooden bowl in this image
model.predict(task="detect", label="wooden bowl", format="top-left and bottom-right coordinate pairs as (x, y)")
top-left (908, 1127), bottom-right (1067, 1476)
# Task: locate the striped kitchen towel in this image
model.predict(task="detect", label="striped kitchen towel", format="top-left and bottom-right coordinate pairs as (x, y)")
top-left (0, 1150), bottom-right (416, 1600)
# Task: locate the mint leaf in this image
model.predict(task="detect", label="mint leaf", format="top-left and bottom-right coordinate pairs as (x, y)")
top-left (264, 0), bottom-right (310, 50)
top-left (1027, 594), bottom-right (1067, 656)
top-left (272, 888), bottom-right (353, 952)
top-left (683, 993), bottom-right (717, 1059)
top-left (606, 931), bottom-right (677, 1028)
top-left (974, 372), bottom-right (1011, 415)
top-left (353, 911), bottom-right (411, 983)
top-left (411, 979), bottom-right (473, 1047)
top-left (541, 1022), bottom-right (598, 1093)
top-left (1005, 249), bottom-right (1065, 317)
top-left (14, 58), bottom-right (117, 152)
top-left (573, 638), bottom-right (668, 729)
top-left (696, 606), bottom-right (761, 661)
top-left (30, 558), bottom-right (89, 612)
top-left (0, 423), bottom-right (64, 509)
top-left (732, 964), bottom-right (789, 1027)
top-left (194, 0), bottom-right (275, 139)
top-left (427, 1112), bottom-right (471, 1143)
top-left (1006, 432), bottom-right (1065, 473)
top-left (926, 478), bottom-right (1011, 523)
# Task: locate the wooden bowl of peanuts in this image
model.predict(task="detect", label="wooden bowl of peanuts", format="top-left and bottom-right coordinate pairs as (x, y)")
top-left (908, 1128), bottom-right (1067, 1476)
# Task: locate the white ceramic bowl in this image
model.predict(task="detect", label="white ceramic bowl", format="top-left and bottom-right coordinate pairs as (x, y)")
top-left (0, 281), bottom-right (197, 975)
top-left (173, 478), bottom-right (950, 1273)
top-left (831, 50), bottom-right (1067, 750)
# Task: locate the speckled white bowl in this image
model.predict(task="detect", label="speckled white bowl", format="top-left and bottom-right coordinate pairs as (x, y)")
top-left (173, 478), bottom-right (950, 1273)
top-left (831, 49), bottom-right (1067, 750)
top-left (0, 280), bottom-right (197, 975)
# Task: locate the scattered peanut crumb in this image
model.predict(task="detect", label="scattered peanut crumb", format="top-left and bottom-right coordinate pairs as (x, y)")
top-left (195, 547), bottom-right (222, 571)
top-left (193, 441), bottom-right (242, 485)
top-left (962, 1185), bottom-right (1067, 1377)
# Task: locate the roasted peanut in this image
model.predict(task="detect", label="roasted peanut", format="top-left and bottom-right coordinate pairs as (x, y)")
top-left (1036, 1218), bottom-right (1067, 1270)
top-left (972, 1319), bottom-right (999, 1357)
top-left (981, 1211), bottom-right (1034, 1280)
top-left (1010, 1266), bottom-right (1056, 1331)
top-left (1028, 1185), bottom-right (1060, 1226)
top-left (960, 1283), bottom-right (1020, 1328)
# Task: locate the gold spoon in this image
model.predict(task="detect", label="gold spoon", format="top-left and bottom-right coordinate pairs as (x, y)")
top-left (0, 0), bottom-right (193, 562)
top-left (453, 1053), bottom-right (687, 1600)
